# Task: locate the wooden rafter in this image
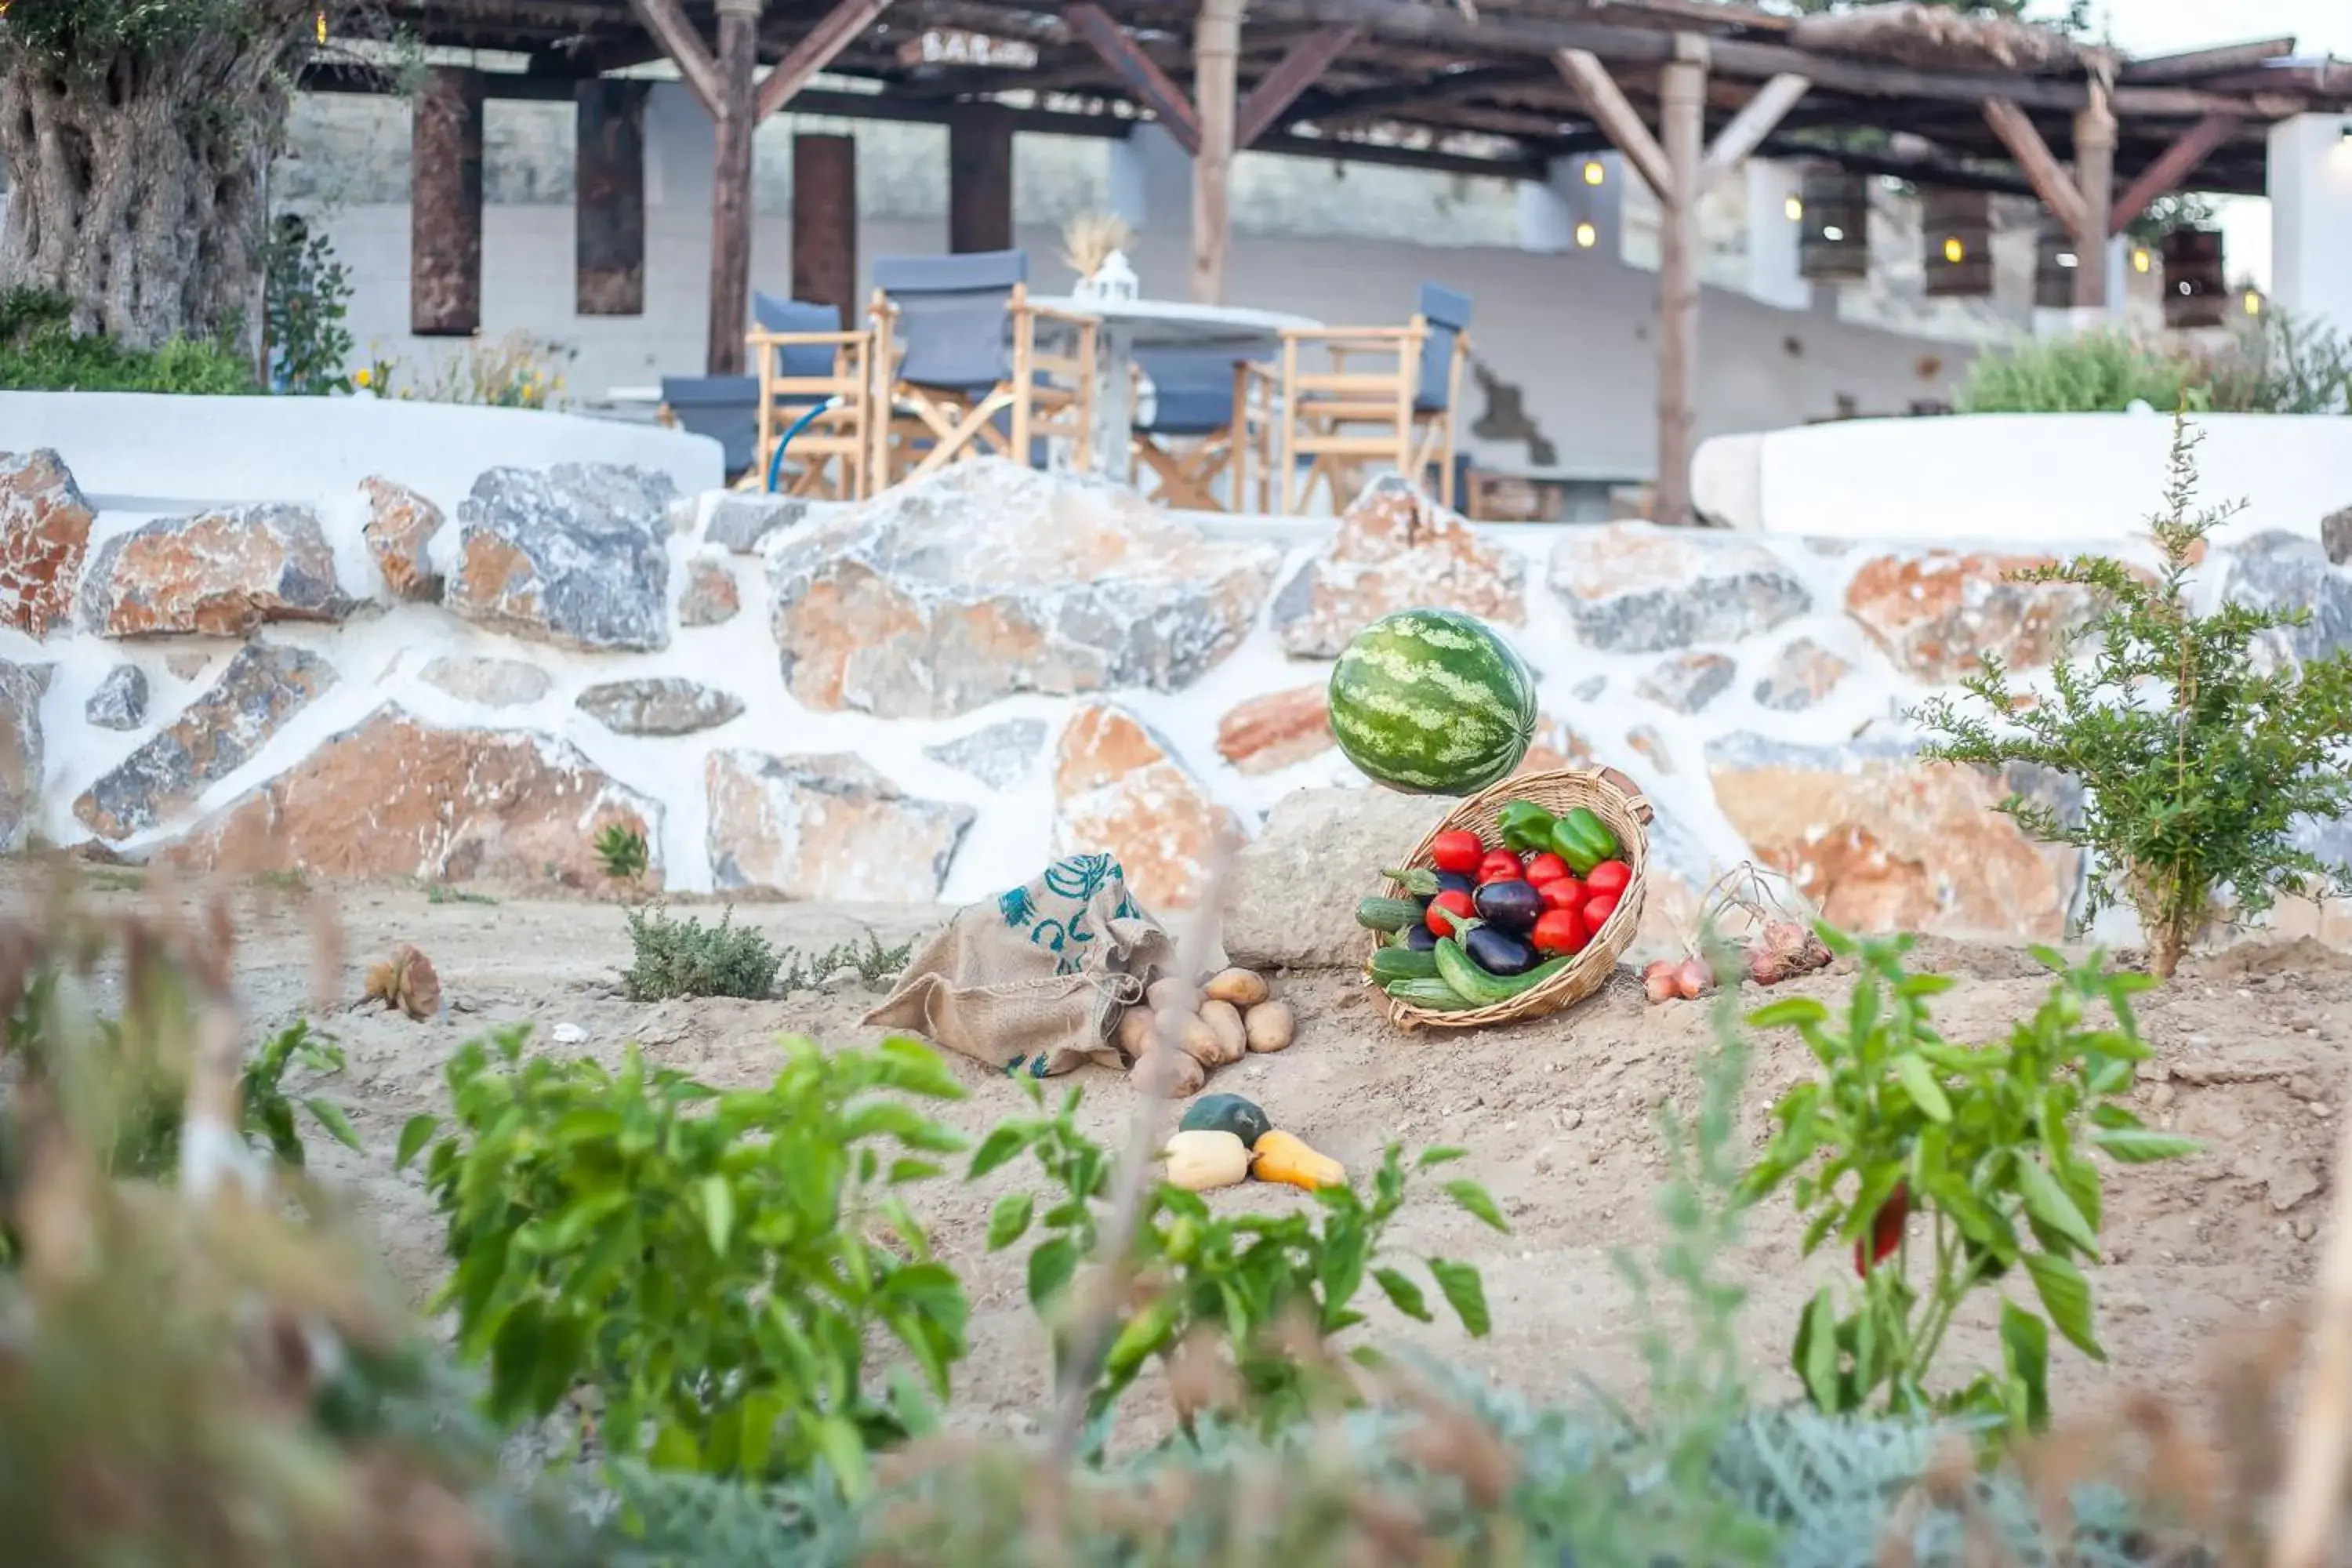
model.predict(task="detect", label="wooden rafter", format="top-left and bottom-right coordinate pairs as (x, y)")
top-left (1981, 96), bottom-right (2091, 239)
top-left (1555, 47), bottom-right (1673, 199)
top-left (2118, 37), bottom-right (2294, 84)
top-left (626, 0), bottom-right (723, 112)
top-left (1062, 2), bottom-right (1202, 153)
top-left (2108, 111), bottom-right (2241, 233)
top-left (1236, 26), bottom-right (1360, 146)
top-left (756, 0), bottom-right (895, 118)
top-left (1696, 71), bottom-right (1806, 183)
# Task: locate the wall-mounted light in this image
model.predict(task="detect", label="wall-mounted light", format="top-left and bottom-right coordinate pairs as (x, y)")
top-left (2245, 288), bottom-right (2264, 315)
top-left (2056, 251), bottom-right (2079, 268)
top-left (2132, 248), bottom-right (2152, 274)
top-left (1573, 220), bottom-right (1599, 249)
top-left (1582, 159), bottom-right (1605, 187)
top-left (1822, 224), bottom-right (1846, 241)
top-left (315, 6), bottom-right (327, 40)
top-left (1784, 194), bottom-right (1803, 222)
top-left (1942, 237), bottom-right (1965, 263)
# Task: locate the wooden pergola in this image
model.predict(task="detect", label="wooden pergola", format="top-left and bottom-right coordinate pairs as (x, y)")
top-left (326, 0), bottom-right (2352, 523)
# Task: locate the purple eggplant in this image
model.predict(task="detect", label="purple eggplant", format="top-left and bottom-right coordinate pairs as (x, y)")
top-left (1472, 879), bottom-right (1544, 935)
top-left (1463, 924), bottom-right (1538, 977)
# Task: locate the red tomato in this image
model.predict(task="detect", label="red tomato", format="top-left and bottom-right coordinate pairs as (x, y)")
top-left (1853, 1182), bottom-right (1911, 1277)
top-left (1425, 888), bottom-right (1476, 938)
top-left (1586, 860), bottom-right (1632, 898)
top-left (1430, 830), bottom-right (1484, 876)
top-left (1538, 877), bottom-right (1585, 913)
top-left (1531, 908), bottom-right (1586, 955)
top-left (1583, 893), bottom-right (1619, 932)
top-left (1523, 852), bottom-right (1570, 886)
top-left (1476, 849), bottom-right (1525, 885)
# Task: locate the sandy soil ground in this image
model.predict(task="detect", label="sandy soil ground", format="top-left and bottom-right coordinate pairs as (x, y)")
top-left (20, 869), bottom-right (2346, 1440)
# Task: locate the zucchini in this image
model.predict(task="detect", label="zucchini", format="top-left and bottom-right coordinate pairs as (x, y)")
top-left (1383, 978), bottom-right (1478, 1011)
top-left (1355, 896), bottom-right (1425, 934)
top-left (1433, 939), bottom-right (1575, 1006)
top-left (1368, 946), bottom-right (1440, 983)
top-left (1379, 866), bottom-right (1441, 898)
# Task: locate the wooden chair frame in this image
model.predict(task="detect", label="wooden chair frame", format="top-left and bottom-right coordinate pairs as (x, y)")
top-left (1130, 358), bottom-right (1272, 514)
top-left (1272, 314), bottom-right (1471, 514)
top-left (866, 283), bottom-right (1100, 490)
top-left (743, 325), bottom-right (875, 500)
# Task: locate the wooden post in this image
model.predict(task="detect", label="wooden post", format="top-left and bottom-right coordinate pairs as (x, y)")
top-left (791, 133), bottom-right (858, 323)
top-left (947, 103), bottom-right (1015, 253)
top-left (411, 67), bottom-right (485, 336)
top-left (575, 79), bottom-right (648, 317)
top-left (2073, 76), bottom-right (2116, 309)
top-left (707, 0), bottom-right (763, 374)
top-left (1192, 0), bottom-right (1242, 303)
top-left (1656, 36), bottom-right (1707, 527)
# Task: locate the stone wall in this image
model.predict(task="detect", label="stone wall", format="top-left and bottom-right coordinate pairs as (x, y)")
top-left (5, 449), bottom-right (2343, 955)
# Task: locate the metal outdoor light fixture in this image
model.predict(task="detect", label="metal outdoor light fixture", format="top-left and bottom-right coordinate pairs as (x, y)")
top-left (2132, 248), bottom-right (2152, 273)
top-left (1583, 159), bottom-right (1605, 186)
top-left (1943, 236), bottom-right (1965, 263)
top-left (1784, 194), bottom-right (1803, 221)
top-left (1573, 221), bottom-right (1599, 248)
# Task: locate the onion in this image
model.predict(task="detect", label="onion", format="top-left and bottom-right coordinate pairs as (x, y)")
top-left (1675, 958), bottom-right (1710, 1000)
top-left (1748, 946), bottom-right (1787, 986)
top-left (1762, 920), bottom-right (1810, 957)
top-left (1642, 959), bottom-right (1679, 1004)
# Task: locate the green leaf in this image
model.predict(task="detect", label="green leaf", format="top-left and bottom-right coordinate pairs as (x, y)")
top-left (1373, 1266), bottom-right (1433, 1323)
top-left (1027, 1236), bottom-right (1081, 1310)
top-left (986, 1192), bottom-right (1034, 1250)
top-left (1998, 1299), bottom-right (2053, 1432)
top-left (815, 1414), bottom-right (870, 1497)
top-left (967, 1123), bottom-right (1033, 1180)
top-left (1415, 1145), bottom-right (1467, 1169)
top-left (1891, 1054), bottom-right (1954, 1123)
top-left (1795, 1288), bottom-right (1841, 1413)
top-left (303, 1098), bottom-right (364, 1152)
top-left (699, 1175), bottom-right (735, 1258)
top-left (2014, 1158), bottom-right (2099, 1254)
top-left (1748, 996), bottom-right (1830, 1029)
top-left (1445, 1179), bottom-right (1510, 1235)
top-left (1895, 972), bottom-right (1958, 997)
top-left (394, 1113), bottom-right (439, 1171)
top-left (1428, 1258), bottom-right (1490, 1338)
top-left (2022, 1250), bottom-right (2104, 1361)
top-left (486, 1299), bottom-right (549, 1423)
top-left (2089, 1128), bottom-right (2203, 1163)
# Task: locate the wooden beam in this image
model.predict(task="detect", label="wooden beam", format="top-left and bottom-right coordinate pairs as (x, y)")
top-left (1236, 26), bottom-right (1359, 147)
top-left (1193, 0), bottom-right (1243, 303)
top-left (2119, 38), bottom-right (2295, 85)
top-left (1294, 64), bottom-right (1535, 126)
top-left (706, 0), bottom-right (762, 374)
top-left (627, 0), bottom-right (723, 114)
top-left (1655, 34), bottom-right (1706, 528)
top-left (531, 36), bottom-right (667, 78)
top-left (412, 67), bottom-right (485, 337)
top-left (575, 78), bottom-right (648, 316)
top-left (1980, 96), bottom-right (2091, 243)
top-left (754, 0), bottom-right (893, 121)
top-left (2109, 111), bottom-right (2241, 234)
top-left (947, 102), bottom-right (1016, 253)
top-left (1062, 3), bottom-right (1201, 154)
top-left (2072, 78), bottom-right (2114, 307)
top-left (1555, 49), bottom-right (1673, 201)
top-left (792, 132), bottom-right (858, 325)
top-left (1697, 71), bottom-right (1806, 184)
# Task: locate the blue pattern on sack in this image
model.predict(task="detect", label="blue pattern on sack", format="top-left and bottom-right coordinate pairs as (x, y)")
top-left (995, 855), bottom-right (1135, 975)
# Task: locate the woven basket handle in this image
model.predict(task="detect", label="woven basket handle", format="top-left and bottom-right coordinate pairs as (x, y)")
top-left (1598, 766), bottom-right (1654, 825)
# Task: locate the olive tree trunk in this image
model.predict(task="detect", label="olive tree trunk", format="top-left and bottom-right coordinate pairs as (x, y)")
top-left (0, 14), bottom-right (314, 355)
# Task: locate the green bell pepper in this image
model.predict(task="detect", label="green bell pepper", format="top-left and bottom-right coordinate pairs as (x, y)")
top-left (1495, 800), bottom-right (1557, 855)
top-left (1548, 807), bottom-right (1620, 875)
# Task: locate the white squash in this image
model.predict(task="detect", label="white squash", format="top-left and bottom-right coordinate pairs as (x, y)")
top-left (1163, 1129), bottom-right (1250, 1192)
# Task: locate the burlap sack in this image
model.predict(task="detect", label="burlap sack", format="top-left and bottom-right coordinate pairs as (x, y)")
top-left (864, 853), bottom-right (1222, 1079)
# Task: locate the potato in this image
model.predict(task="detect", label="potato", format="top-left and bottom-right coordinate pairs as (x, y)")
top-left (1174, 1011), bottom-right (1240, 1069)
top-left (1203, 967), bottom-right (1270, 1008)
top-left (1132, 1047), bottom-right (1206, 1099)
top-left (1115, 1005), bottom-right (1156, 1062)
top-left (1146, 976), bottom-right (1192, 1014)
top-left (1243, 1000), bottom-right (1296, 1054)
top-left (1199, 1000), bottom-right (1248, 1063)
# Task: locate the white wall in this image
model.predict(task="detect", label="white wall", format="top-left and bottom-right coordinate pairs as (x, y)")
top-left (2270, 113), bottom-right (2352, 344)
top-left (1693, 411), bottom-right (2352, 541)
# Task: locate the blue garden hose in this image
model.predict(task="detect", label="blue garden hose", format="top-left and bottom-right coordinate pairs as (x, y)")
top-left (765, 397), bottom-right (841, 493)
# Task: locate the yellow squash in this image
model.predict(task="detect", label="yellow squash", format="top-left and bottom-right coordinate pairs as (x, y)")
top-left (1250, 1128), bottom-right (1345, 1192)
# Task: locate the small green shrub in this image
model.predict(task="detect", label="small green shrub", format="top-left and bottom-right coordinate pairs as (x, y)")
top-left (400, 1029), bottom-right (971, 1493)
top-left (1956, 311), bottom-right (2352, 417)
top-left (973, 1081), bottom-right (1503, 1439)
top-left (596, 823), bottom-right (652, 882)
top-left (262, 214), bottom-right (355, 395)
top-left (622, 905), bottom-right (783, 1001)
top-left (1916, 415), bottom-right (2352, 975)
top-left (778, 931), bottom-right (914, 993)
top-left (0, 287), bottom-right (256, 394)
top-left (1740, 927), bottom-right (2197, 1431)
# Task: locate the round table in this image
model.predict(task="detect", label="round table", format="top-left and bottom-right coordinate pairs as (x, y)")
top-left (1033, 296), bottom-right (1323, 481)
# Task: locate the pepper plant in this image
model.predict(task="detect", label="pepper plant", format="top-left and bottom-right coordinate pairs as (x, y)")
top-left (1737, 927), bottom-right (2198, 1432)
top-left (399, 1027), bottom-right (971, 1495)
top-left (971, 1081), bottom-right (1504, 1438)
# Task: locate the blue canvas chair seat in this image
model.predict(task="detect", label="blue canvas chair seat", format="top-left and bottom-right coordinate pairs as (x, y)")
top-left (1268, 281), bottom-right (1474, 514)
top-left (869, 249), bottom-right (1100, 486)
top-left (1129, 347), bottom-right (1276, 511)
top-left (659, 375), bottom-right (760, 476)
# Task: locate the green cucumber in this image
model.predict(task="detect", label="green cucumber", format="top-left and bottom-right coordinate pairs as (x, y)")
top-left (1433, 939), bottom-right (1575, 1006)
top-left (1368, 946), bottom-right (1440, 983)
top-left (1380, 866), bottom-right (1440, 897)
top-left (1383, 978), bottom-right (1478, 1011)
top-left (1356, 896), bottom-right (1425, 934)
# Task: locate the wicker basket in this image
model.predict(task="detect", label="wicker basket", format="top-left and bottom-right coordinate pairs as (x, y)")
top-left (1369, 767), bottom-right (1654, 1030)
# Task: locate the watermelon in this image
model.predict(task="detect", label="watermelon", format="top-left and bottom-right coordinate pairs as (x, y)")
top-left (1327, 608), bottom-right (1538, 794)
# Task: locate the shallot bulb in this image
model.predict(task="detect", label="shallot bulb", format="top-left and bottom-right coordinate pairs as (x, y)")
top-left (1642, 960), bottom-right (1679, 1004)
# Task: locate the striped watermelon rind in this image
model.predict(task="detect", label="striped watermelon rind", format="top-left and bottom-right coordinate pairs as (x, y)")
top-left (1327, 608), bottom-right (1539, 795)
